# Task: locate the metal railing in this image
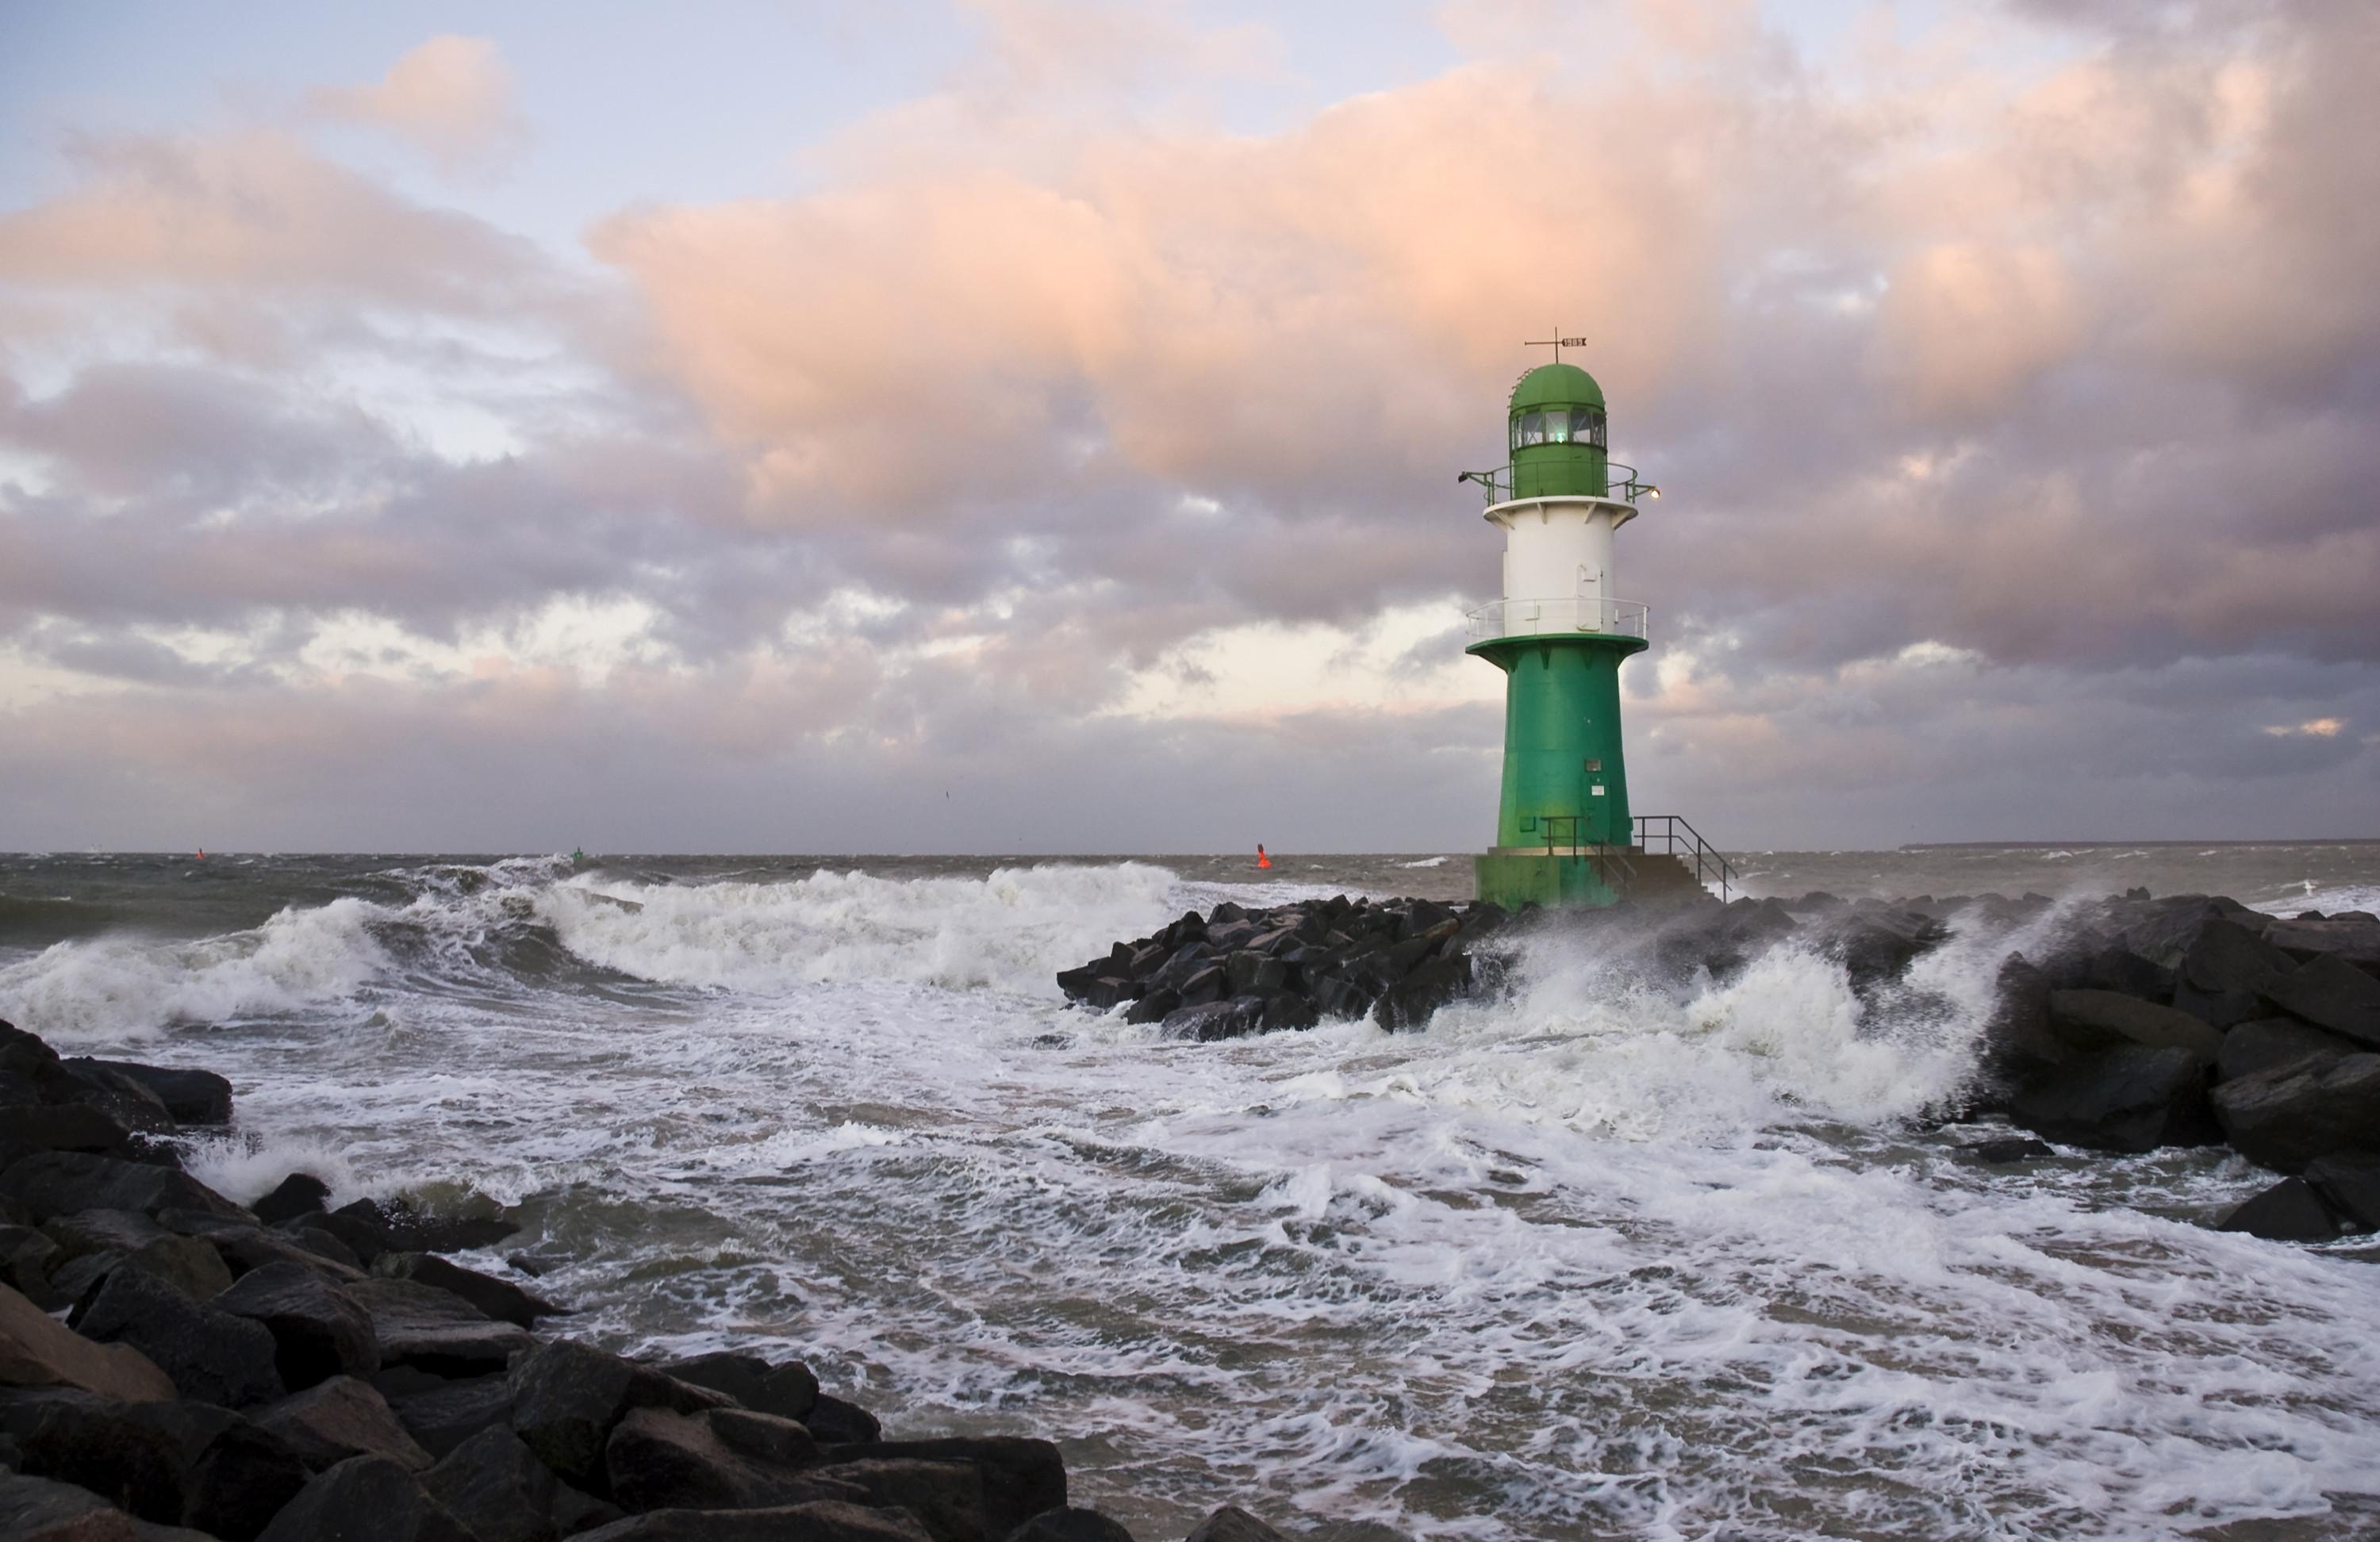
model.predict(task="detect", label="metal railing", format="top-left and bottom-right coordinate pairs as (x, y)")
top-left (1458, 462), bottom-right (1656, 506)
top-left (1539, 815), bottom-right (1637, 893)
top-left (1634, 814), bottom-right (1736, 901)
top-left (1466, 596), bottom-right (1649, 642)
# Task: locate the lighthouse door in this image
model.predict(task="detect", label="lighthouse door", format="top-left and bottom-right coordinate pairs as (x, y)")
top-left (1576, 565), bottom-right (1603, 633)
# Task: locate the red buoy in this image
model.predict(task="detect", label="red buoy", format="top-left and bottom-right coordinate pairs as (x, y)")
top-left (1256, 844), bottom-right (1271, 869)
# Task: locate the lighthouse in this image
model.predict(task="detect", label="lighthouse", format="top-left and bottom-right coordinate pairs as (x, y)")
top-left (1462, 347), bottom-right (1713, 908)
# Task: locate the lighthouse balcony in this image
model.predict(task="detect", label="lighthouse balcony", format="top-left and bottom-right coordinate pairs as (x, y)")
top-left (1465, 596), bottom-right (1649, 642)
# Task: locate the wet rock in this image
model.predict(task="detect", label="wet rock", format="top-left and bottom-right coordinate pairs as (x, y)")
top-left (510, 1339), bottom-right (731, 1496)
top-left (274, 1219), bottom-right (364, 1271)
top-left (251, 1175), bottom-right (332, 1227)
top-left (2217, 1177), bottom-right (2344, 1242)
top-left (1123, 990), bottom-right (1179, 1026)
top-left (2261, 915), bottom-right (2380, 977)
top-left (2079, 946), bottom-right (2174, 1001)
top-left (0, 1467), bottom-right (149, 1541)
top-left (213, 1260), bottom-right (380, 1388)
top-left (2216, 1018), bottom-right (2359, 1083)
top-left (421, 1425), bottom-right (559, 1542)
top-left (112, 1399), bottom-right (314, 1542)
top-left (603, 1405), bottom-right (827, 1513)
top-left (347, 1276), bottom-right (534, 1377)
top-left (10, 1105), bottom-right (135, 1157)
top-left (823, 1437), bottom-right (1065, 1540)
top-left (0, 1226), bottom-right (63, 1309)
top-left (390, 1373), bottom-right (517, 1460)
top-left (53, 1061), bottom-right (178, 1137)
top-left (317, 1198), bottom-right (517, 1267)
top-left (1261, 994), bottom-right (1319, 1032)
top-left (2305, 1154), bottom-right (2380, 1232)
top-left (60, 1235), bottom-right (236, 1320)
top-left (806, 1458), bottom-right (988, 1542)
top-left (661, 1352), bottom-right (819, 1425)
top-left (1964, 1137), bottom-right (2054, 1164)
top-left (2044, 990), bottom-right (2223, 1063)
top-left (1369, 953), bottom-right (1473, 1031)
top-left (803, 1393), bottom-right (881, 1445)
top-left (255, 1454), bottom-right (479, 1542)
top-left (70, 1061), bottom-right (232, 1127)
top-left (0, 1153), bottom-right (249, 1227)
top-left (1817, 908), bottom-right (1948, 991)
top-left (552, 1479), bottom-right (626, 1537)
top-left (370, 1251), bottom-right (570, 1329)
top-left (75, 1265), bottom-right (284, 1410)
top-left (574, 1500), bottom-right (936, 1541)
top-left (0, 1387), bottom-right (190, 1523)
top-left (2171, 918), bottom-right (2296, 1029)
top-left (190, 1216), bottom-right (367, 1285)
top-left (1003, 1507), bottom-right (1135, 1542)
top-left (2212, 1052), bottom-right (2380, 1172)
top-left (2007, 1045), bottom-right (2221, 1154)
top-left (0, 1280), bottom-right (176, 1401)
top-left (255, 1375), bottom-right (433, 1471)
top-left (1160, 998), bottom-right (1268, 1042)
top-left (1980, 958), bottom-right (2067, 1080)
top-left (1184, 1507), bottom-right (1290, 1542)
top-left (2254, 953), bottom-right (2380, 1050)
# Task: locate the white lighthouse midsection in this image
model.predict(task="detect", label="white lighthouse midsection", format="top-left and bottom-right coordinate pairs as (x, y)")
top-left (1492, 497), bottom-right (1629, 602)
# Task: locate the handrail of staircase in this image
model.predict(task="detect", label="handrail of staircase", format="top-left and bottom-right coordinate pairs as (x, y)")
top-left (1632, 813), bottom-right (1735, 901)
top-left (1541, 816), bottom-right (1637, 893)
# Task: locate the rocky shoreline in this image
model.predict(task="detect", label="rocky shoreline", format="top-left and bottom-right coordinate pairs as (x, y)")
top-left (1058, 887), bottom-right (2380, 1241)
top-left (0, 1020), bottom-right (1303, 1542)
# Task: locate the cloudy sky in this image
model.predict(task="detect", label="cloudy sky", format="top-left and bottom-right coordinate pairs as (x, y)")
top-left (1, 0), bottom-right (2374, 853)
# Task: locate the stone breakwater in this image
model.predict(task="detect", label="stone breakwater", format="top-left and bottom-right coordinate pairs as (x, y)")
top-left (0, 1021), bottom-right (1311, 1542)
top-left (1058, 888), bottom-right (2380, 1241)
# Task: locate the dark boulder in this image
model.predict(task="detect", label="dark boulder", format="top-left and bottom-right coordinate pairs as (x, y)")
top-left (60, 1233), bottom-right (236, 1316)
top-left (2305, 1154), bottom-right (2380, 1233)
top-left (213, 1260), bottom-right (380, 1388)
top-left (255, 1454), bottom-right (479, 1542)
top-left (255, 1375), bottom-right (434, 1471)
top-left (0, 1152), bottom-right (248, 1226)
top-left (2217, 1177), bottom-right (2344, 1242)
top-left (509, 1339), bottom-right (731, 1496)
top-left (317, 1198), bottom-right (517, 1267)
top-left (602, 1404), bottom-right (827, 1513)
top-left (803, 1458), bottom-right (989, 1542)
top-left (1979, 958), bottom-right (2067, 1080)
top-left (0, 1387), bottom-right (190, 1523)
top-left (2171, 918), bottom-right (2296, 1029)
top-left (1964, 1137), bottom-right (2054, 1164)
top-left (9, 1104), bottom-right (134, 1156)
top-left (2044, 991), bottom-right (2222, 1062)
top-left (823, 1437), bottom-right (1065, 1541)
top-left (2212, 1052), bottom-right (2380, 1172)
top-left (71, 1061), bottom-right (233, 1126)
top-left (1370, 953), bottom-right (1474, 1032)
top-left (1003, 1508), bottom-right (1136, 1542)
top-left (803, 1393), bottom-right (881, 1445)
top-left (1122, 990), bottom-right (1179, 1026)
top-left (2254, 953), bottom-right (2380, 1051)
top-left (347, 1277), bottom-right (533, 1377)
top-left (575, 1500), bottom-right (937, 1541)
top-left (252, 1175), bottom-right (332, 1227)
top-left (390, 1373), bottom-right (515, 1460)
top-left (2216, 1018), bottom-right (2359, 1083)
top-left (2007, 1045), bottom-right (2221, 1153)
top-left (1260, 994), bottom-right (1319, 1033)
top-left (0, 1467), bottom-right (155, 1540)
top-left (1184, 1507), bottom-right (1290, 1542)
top-left (1160, 998), bottom-right (1268, 1042)
top-left (2079, 946), bottom-right (2174, 1001)
top-left (370, 1251), bottom-right (569, 1329)
top-left (54, 1060), bottom-right (178, 1135)
top-left (1817, 908), bottom-right (1948, 990)
top-left (2261, 915), bottom-right (2380, 976)
top-left (168, 1409), bottom-right (313, 1542)
top-left (421, 1425), bottom-right (559, 1542)
top-left (0, 1226), bottom-right (63, 1309)
top-left (0, 1279), bottom-right (178, 1402)
top-left (661, 1351), bottom-right (819, 1424)
top-left (76, 1264), bottom-right (285, 1409)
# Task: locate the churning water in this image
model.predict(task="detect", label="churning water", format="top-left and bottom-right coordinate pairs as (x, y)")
top-left (5, 846), bottom-right (2380, 1540)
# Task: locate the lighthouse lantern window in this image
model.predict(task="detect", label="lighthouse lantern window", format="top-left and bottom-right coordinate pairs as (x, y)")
top-left (1570, 407), bottom-right (1606, 447)
top-left (1514, 411), bottom-right (1548, 450)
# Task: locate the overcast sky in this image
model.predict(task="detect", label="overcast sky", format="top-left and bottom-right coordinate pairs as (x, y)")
top-left (1, 0), bottom-right (2374, 854)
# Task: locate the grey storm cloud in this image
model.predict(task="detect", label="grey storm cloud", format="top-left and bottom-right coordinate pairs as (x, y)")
top-left (0, 0), bottom-right (2375, 850)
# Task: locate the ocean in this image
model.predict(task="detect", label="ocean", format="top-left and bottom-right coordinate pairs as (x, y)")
top-left (4, 845), bottom-right (2379, 1540)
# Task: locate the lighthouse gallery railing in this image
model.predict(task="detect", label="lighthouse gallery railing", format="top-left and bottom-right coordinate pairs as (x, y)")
top-left (1466, 596), bottom-right (1649, 642)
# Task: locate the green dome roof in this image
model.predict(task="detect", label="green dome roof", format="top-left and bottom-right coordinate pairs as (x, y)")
top-left (1509, 362), bottom-right (1605, 413)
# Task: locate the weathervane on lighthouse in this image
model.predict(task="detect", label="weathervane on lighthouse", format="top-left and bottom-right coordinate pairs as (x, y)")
top-left (1459, 340), bottom-right (1732, 908)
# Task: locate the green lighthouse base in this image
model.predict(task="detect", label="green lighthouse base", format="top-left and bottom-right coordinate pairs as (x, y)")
top-left (1475, 850), bottom-right (1625, 910)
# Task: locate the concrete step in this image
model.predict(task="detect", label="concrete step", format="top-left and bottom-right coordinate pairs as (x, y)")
top-left (1618, 850), bottom-right (1719, 905)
